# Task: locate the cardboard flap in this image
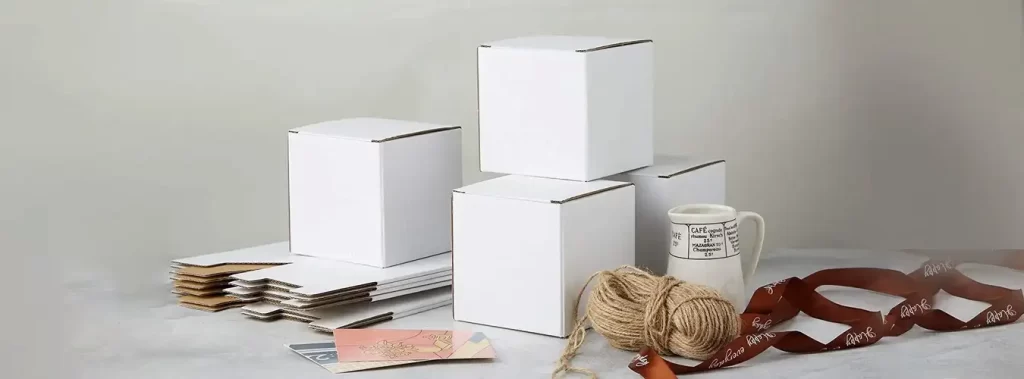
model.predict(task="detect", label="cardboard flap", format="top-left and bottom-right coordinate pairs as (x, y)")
top-left (174, 263), bottom-right (281, 278)
top-left (307, 288), bottom-right (453, 331)
top-left (454, 175), bottom-right (632, 204)
top-left (621, 155), bottom-right (725, 179)
top-left (242, 302), bottom-right (286, 316)
top-left (230, 252), bottom-right (453, 296)
top-left (171, 242), bottom-right (293, 267)
top-left (481, 35), bottom-right (652, 53)
top-left (289, 271), bottom-right (453, 301)
top-left (289, 118), bottom-right (460, 143)
top-left (290, 280), bottom-right (452, 310)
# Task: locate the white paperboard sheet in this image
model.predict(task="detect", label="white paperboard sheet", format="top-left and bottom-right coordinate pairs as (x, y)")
top-left (230, 253), bottom-right (452, 296)
top-left (171, 241), bottom-right (293, 267)
top-left (282, 275), bottom-right (453, 308)
top-left (241, 288), bottom-right (453, 332)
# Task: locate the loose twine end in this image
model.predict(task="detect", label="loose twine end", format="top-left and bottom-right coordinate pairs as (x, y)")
top-left (552, 266), bottom-right (741, 378)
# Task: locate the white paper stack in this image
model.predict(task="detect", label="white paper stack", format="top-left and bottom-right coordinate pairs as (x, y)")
top-left (241, 287), bottom-right (453, 332)
top-left (226, 252), bottom-right (452, 327)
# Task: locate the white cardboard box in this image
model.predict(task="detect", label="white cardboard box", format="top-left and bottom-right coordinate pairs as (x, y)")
top-left (288, 118), bottom-right (462, 267)
top-left (477, 36), bottom-right (654, 181)
top-left (608, 156), bottom-right (726, 275)
top-left (452, 175), bottom-right (635, 337)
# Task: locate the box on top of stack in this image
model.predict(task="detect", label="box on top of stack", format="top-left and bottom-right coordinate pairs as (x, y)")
top-left (478, 35), bottom-right (654, 182)
top-left (453, 34), bottom-right (658, 337)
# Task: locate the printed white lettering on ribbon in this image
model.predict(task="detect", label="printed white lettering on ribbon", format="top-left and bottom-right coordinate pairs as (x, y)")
top-left (751, 316), bottom-right (772, 331)
top-left (986, 305), bottom-right (1017, 325)
top-left (923, 261), bottom-right (954, 277)
top-left (708, 348), bottom-right (745, 369)
top-left (745, 332), bottom-right (777, 347)
top-left (845, 327), bottom-right (877, 347)
top-left (899, 298), bottom-right (931, 318)
top-left (632, 354), bottom-right (649, 367)
top-left (762, 279), bottom-right (786, 295)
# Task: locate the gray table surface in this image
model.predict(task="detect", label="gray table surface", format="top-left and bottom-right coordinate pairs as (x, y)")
top-left (67, 249), bottom-right (1024, 379)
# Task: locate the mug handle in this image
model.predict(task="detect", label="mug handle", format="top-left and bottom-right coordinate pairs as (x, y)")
top-left (737, 211), bottom-right (765, 283)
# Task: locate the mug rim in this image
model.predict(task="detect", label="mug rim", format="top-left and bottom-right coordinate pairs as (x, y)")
top-left (667, 203), bottom-right (737, 223)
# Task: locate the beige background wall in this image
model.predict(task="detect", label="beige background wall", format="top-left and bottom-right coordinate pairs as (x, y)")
top-left (2, 0), bottom-right (1022, 273)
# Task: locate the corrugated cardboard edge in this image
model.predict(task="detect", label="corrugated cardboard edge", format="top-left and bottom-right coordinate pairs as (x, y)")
top-left (576, 39), bottom-right (653, 53)
top-left (288, 272), bottom-right (452, 301)
top-left (285, 279), bottom-right (453, 309)
top-left (372, 126), bottom-right (461, 143)
top-left (450, 195), bottom-right (456, 320)
top-left (452, 183), bottom-right (635, 204)
top-left (552, 182), bottom-right (634, 204)
top-left (308, 313), bottom-right (395, 333)
top-left (288, 126), bottom-right (461, 143)
top-left (658, 159), bottom-right (726, 179)
top-left (478, 39), bottom-right (654, 52)
top-left (174, 263), bottom-right (282, 278)
top-left (180, 302), bottom-right (247, 313)
top-left (241, 311), bottom-right (282, 321)
top-left (476, 46), bottom-right (483, 174)
top-left (287, 130), bottom-right (294, 254)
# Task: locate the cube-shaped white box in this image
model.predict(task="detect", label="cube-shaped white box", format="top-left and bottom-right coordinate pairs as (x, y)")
top-left (478, 36), bottom-right (654, 181)
top-left (608, 156), bottom-right (726, 275)
top-left (288, 118), bottom-right (462, 268)
top-left (452, 175), bottom-right (635, 337)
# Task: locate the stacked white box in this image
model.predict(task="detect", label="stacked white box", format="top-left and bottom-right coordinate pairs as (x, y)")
top-left (453, 35), bottom-right (655, 337)
top-left (452, 175), bottom-right (635, 337)
top-left (477, 36), bottom-right (654, 181)
top-left (288, 118), bottom-right (462, 267)
top-left (608, 156), bottom-right (727, 275)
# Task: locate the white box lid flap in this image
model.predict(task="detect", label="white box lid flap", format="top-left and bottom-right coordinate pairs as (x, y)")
top-left (455, 175), bottom-right (632, 204)
top-left (622, 156), bottom-right (725, 178)
top-left (289, 118), bottom-right (459, 143)
top-left (481, 35), bottom-right (652, 53)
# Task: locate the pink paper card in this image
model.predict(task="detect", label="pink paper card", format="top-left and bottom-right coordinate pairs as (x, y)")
top-left (332, 329), bottom-right (496, 362)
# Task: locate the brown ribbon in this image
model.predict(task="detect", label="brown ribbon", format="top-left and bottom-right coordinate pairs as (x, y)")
top-left (628, 251), bottom-right (1024, 378)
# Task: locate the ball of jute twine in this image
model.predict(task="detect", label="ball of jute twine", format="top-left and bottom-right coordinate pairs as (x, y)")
top-left (552, 266), bottom-right (741, 378)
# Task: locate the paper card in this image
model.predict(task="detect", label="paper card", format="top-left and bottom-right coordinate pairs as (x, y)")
top-left (333, 329), bottom-right (495, 362)
top-left (287, 330), bottom-right (493, 374)
top-left (287, 342), bottom-right (420, 374)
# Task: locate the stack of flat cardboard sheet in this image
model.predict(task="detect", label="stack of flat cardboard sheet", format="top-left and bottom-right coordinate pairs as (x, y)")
top-left (170, 242), bottom-right (294, 312)
top-left (228, 252), bottom-right (453, 327)
top-left (242, 287), bottom-right (453, 332)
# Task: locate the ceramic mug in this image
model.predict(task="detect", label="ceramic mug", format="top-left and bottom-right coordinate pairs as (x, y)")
top-left (666, 204), bottom-right (765, 312)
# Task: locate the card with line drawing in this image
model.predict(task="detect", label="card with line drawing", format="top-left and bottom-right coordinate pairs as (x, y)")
top-left (333, 329), bottom-right (495, 362)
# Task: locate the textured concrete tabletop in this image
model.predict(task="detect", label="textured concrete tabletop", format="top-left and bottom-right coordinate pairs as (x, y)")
top-left (66, 249), bottom-right (1023, 379)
